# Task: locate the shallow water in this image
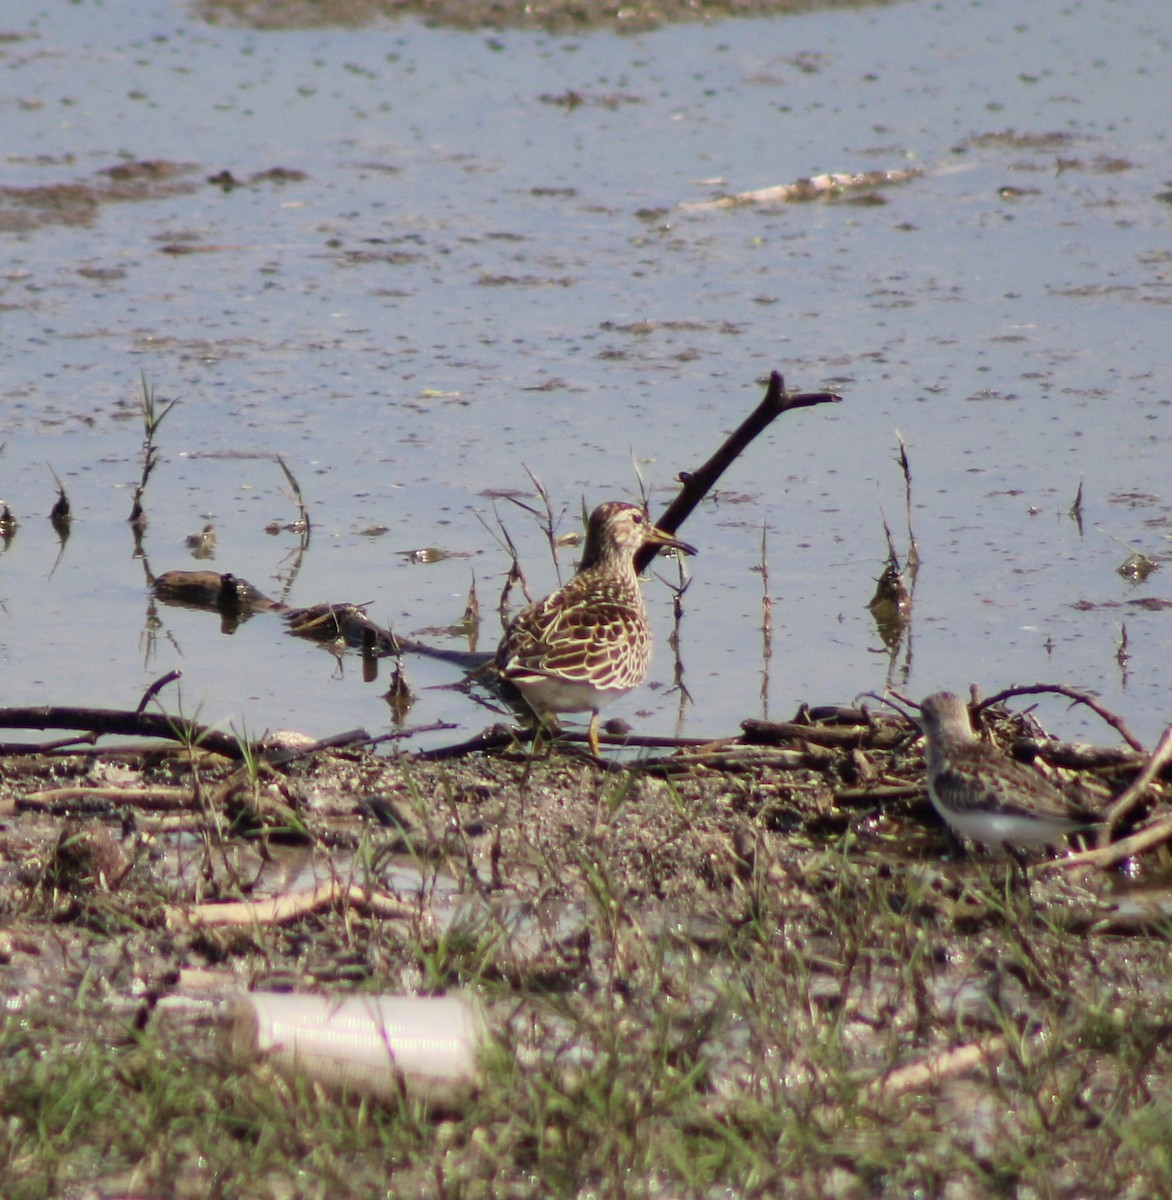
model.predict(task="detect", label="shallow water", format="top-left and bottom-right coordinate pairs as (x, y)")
top-left (1, 0), bottom-right (1169, 752)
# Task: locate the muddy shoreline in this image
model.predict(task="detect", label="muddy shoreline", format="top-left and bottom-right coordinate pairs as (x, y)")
top-left (3, 696), bottom-right (1171, 1195)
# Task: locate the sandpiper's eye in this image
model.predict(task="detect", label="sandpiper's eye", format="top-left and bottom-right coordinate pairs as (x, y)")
top-left (632, 511), bottom-right (645, 525)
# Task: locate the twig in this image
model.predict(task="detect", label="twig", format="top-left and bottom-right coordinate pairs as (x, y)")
top-left (462, 571), bottom-right (481, 653)
top-left (520, 465), bottom-right (564, 584)
top-left (136, 669), bottom-right (182, 715)
top-left (1039, 812), bottom-right (1172, 874)
top-left (634, 371), bottom-right (841, 572)
top-left (275, 454), bottom-right (312, 537)
top-left (475, 505), bottom-right (531, 621)
top-left (868, 514), bottom-right (911, 637)
top-left (659, 559), bottom-right (693, 707)
top-left (169, 880), bottom-right (419, 928)
top-left (1100, 723), bottom-right (1172, 837)
top-left (976, 683), bottom-right (1146, 752)
top-left (868, 1037), bottom-right (1007, 1101)
top-left (630, 448), bottom-right (650, 514)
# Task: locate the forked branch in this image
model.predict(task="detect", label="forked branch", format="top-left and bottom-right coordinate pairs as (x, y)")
top-left (634, 370), bottom-right (841, 573)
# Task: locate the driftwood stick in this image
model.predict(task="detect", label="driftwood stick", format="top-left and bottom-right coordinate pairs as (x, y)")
top-left (0, 705), bottom-right (247, 760)
top-left (169, 881), bottom-right (420, 929)
top-left (868, 1036), bottom-right (1007, 1101)
top-left (18, 785), bottom-right (194, 812)
top-left (635, 371), bottom-right (841, 573)
top-left (1009, 739), bottom-right (1143, 772)
top-left (741, 717), bottom-right (908, 750)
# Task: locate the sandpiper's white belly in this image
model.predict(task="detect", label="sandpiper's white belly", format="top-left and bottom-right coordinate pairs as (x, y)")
top-left (512, 675), bottom-right (632, 716)
top-left (928, 791), bottom-right (1074, 849)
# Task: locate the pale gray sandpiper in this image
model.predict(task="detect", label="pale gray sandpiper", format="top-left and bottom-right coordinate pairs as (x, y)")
top-left (495, 501), bottom-right (696, 755)
top-left (918, 691), bottom-right (1095, 850)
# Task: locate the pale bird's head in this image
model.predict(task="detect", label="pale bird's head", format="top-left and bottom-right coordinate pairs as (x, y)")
top-left (918, 691), bottom-right (977, 744)
top-left (578, 501), bottom-right (696, 573)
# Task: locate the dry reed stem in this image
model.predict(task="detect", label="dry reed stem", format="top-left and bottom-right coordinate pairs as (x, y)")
top-left (170, 880), bottom-right (420, 928)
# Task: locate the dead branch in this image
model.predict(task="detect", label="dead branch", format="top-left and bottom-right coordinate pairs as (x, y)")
top-left (152, 569), bottom-right (281, 616)
top-left (18, 786), bottom-right (194, 813)
top-left (1009, 738), bottom-right (1144, 772)
top-left (417, 726), bottom-right (736, 761)
top-left (1101, 723), bottom-right (1172, 837)
top-left (168, 880), bottom-right (421, 929)
top-left (681, 167), bottom-right (923, 212)
top-left (152, 568), bottom-right (488, 669)
top-left (640, 747), bottom-right (835, 775)
top-left (1038, 811), bottom-right (1172, 874)
top-left (417, 726), bottom-right (523, 760)
top-left (977, 683), bottom-right (1146, 753)
top-left (136, 669), bottom-right (182, 714)
top-left (0, 705), bottom-right (249, 760)
top-left (634, 371), bottom-right (841, 573)
top-left (741, 717), bottom-right (908, 751)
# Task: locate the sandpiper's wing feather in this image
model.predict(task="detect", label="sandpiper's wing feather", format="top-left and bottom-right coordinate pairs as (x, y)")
top-left (499, 577), bottom-right (648, 692)
top-left (935, 746), bottom-right (1083, 823)
top-left (537, 605), bottom-right (650, 689)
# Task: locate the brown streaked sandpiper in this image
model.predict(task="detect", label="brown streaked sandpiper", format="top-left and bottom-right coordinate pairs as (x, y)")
top-left (496, 501), bottom-right (696, 755)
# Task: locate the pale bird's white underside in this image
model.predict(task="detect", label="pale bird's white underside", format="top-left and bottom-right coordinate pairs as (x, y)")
top-left (919, 691), bottom-right (1092, 850)
top-left (925, 775), bottom-right (1084, 849)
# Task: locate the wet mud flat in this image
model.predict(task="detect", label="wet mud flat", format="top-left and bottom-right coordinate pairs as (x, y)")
top-left (1, 699), bottom-right (1171, 1197)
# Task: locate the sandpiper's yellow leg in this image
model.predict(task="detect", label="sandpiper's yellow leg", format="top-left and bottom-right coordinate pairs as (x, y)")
top-left (587, 711), bottom-right (601, 757)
